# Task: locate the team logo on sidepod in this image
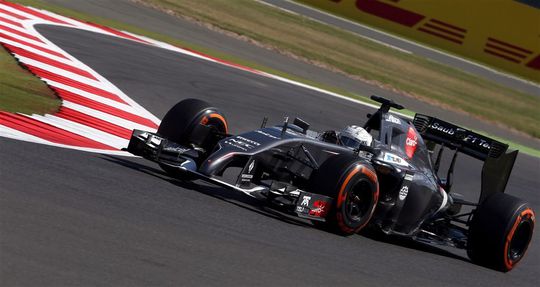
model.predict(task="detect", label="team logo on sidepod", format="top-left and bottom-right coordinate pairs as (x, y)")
top-left (405, 127), bottom-right (418, 158)
top-left (399, 186), bottom-right (409, 200)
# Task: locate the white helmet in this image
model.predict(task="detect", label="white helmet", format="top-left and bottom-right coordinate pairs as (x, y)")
top-left (339, 125), bottom-right (373, 150)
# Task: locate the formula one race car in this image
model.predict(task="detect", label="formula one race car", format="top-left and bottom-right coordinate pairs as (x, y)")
top-left (126, 96), bottom-right (535, 272)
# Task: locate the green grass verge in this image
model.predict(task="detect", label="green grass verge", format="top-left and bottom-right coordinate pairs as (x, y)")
top-left (486, 135), bottom-right (540, 158)
top-left (137, 0), bottom-right (540, 139)
top-left (8, 0), bottom-right (365, 111)
top-left (391, 108), bottom-right (540, 158)
top-left (0, 46), bottom-right (60, 114)
top-left (296, 0), bottom-right (540, 85)
top-left (5, 0), bottom-right (540, 158)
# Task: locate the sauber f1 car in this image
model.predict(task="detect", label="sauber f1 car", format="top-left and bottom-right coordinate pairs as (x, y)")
top-left (126, 96), bottom-right (535, 272)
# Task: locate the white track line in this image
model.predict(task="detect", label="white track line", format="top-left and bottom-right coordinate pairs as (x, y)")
top-left (254, 0), bottom-right (411, 54)
top-left (2, 2), bottom-right (532, 156)
top-left (277, 0), bottom-right (540, 88)
top-left (26, 7), bottom-right (117, 35)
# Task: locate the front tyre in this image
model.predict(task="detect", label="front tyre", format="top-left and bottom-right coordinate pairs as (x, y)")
top-left (158, 98), bottom-right (228, 146)
top-left (467, 193), bottom-right (535, 272)
top-left (157, 98), bottom-right (228, 178)
top-left (311, 155), bottom-right (379, 235)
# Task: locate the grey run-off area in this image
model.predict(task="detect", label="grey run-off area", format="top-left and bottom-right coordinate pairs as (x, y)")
top-left (261, 0), bottom-right (540, 96)
top-left (40, 0), bottom-right (540, 150)
top-left (0, 25), bottom-right (538, 286)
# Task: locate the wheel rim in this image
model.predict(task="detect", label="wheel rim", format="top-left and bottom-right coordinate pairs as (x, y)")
top-left (345, 179), bottom-right (373, 222)
top-left (508, 220), bottom-right (533, 262)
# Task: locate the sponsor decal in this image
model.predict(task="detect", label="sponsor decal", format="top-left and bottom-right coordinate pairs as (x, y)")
top-left (295, 192), bottom-right (332, 219)
top-left (224, 139), bottom-right (248, 151)
top-left (288, 189), bottom-right (301, 196)
top-left (237, 136), bottom-right (261, 147)
top-left (355, 0), bottom-right (425, 27)
top-left (286, 129), bottom-right (300, 136)
top-left (180, 159), bottom-right (192, 167)
top-left (429, 122), bottom-right (455, 136)
top-left (463, 134), bottom-right (491, 150)
top-left (301, 195), bottom-right (311, 206)
top-left (149, 135), bottom-right (162, 146)
top-left (200, 116), bottom-right (210, 125)
top-left (358, 150), bottom-right (373, 160)
top-left (404, 173), bottom-right (414, 181)
top-left (248, 160), bottom-right (255, 173)
top-left (308, 200), bottom-right (329, 218)
top-left (398, 172), bottom-right (413, 201)
top-left (256, 130), bottom-right (279, 139)
top-left (405, 127), bottom-right (418, 158)
top-left (386, 114), bottom-right (402, 124)
top-left (484, 37), bottom-right (533, 64)
top-left (417, 19), bottom-right (466, 45)
top-left (383, 152), bottom-right (409, 167)
top-left (170, 146), bottom-right (190, 154)
top-left (224, 136), bottom-right (260, 151)
top-left (428, 120), bottom-right (492, 151)
top-left (398, 185), bottom-right (409, 201)
top-left (240, 160), bottom-right (256, 183)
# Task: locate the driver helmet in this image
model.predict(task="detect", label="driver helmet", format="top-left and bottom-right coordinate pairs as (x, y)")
top-left (339, 125), bottom-right (373, 150)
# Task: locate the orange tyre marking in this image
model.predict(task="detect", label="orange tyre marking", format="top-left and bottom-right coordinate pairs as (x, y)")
top-left (200, 112), bottom-right (228, 134)
top-left (503, 208), bottom-right (535, 270)
top-left (335, 165), bottom-right (379, 233)
top-left (336, 166), bottom-right (361, 207)
top-left (209, 113), bottom-right (228, 134)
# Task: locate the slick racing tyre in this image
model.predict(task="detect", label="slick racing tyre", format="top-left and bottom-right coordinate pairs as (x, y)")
top-left (157, 98), bottom-right (228, 177)
top-left (311, 154), bottom-right (379, 235)
top-left (158, 98), bottom-right (228, 146)
top-left (467, 193), bottom-right (535, 272)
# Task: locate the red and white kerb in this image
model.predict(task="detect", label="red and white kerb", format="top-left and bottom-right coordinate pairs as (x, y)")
top-left (0, 0), bottom-right (268, 155)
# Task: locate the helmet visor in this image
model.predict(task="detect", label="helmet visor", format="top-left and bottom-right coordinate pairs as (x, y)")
top-left (340, 135), bottom-right (361, 150)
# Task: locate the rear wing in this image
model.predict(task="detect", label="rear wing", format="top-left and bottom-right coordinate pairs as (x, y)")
top-left (413, 114), bottom-right (518, 203)
top-left (413, 114), bottom-right (508, 160)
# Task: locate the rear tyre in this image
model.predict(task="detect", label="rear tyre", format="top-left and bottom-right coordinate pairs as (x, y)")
top-left (467, 193), bottom-right (535, 272)
top-left (157, 98), bottom-right (228, 178)
top-left (310, 154), bottom-right (379, 235)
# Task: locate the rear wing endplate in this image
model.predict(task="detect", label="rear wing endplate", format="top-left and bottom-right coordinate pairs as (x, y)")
top-left (413, 114), bottom-right (518, 203)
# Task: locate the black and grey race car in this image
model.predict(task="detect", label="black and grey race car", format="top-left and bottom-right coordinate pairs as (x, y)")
top-left (126, 96), bottom-right (535, 272)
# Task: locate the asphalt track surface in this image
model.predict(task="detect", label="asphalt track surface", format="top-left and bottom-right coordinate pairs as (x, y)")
top-left (261, 0), bottom-right (540, 97)
top-left (40, 0), bottom-right (540, 151)
top-left (1, 25), bottom-right (539, 286)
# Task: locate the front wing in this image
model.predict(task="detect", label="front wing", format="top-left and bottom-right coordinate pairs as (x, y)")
top-left (126, 129), bottom-right (333, 221)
